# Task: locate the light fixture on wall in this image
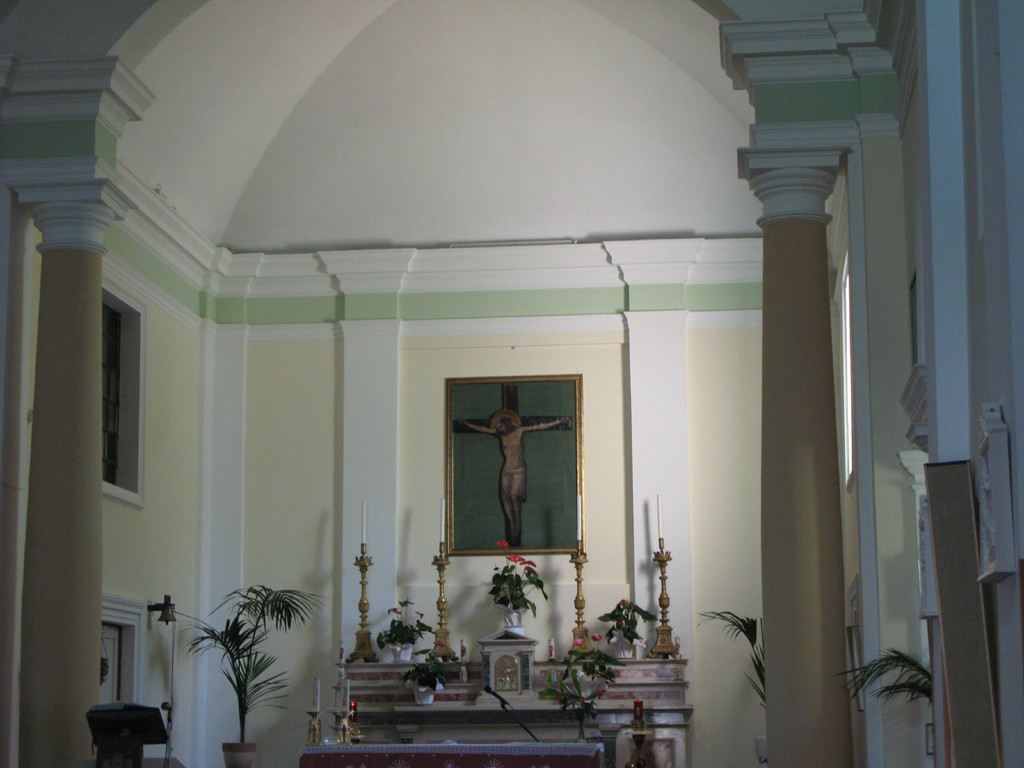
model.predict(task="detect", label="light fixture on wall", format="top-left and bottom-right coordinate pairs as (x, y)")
top-left (148, 595), bottom-right (176, 624)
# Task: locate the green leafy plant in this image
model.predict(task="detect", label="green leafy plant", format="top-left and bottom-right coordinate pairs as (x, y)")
top-left (598, 598), bottom-right (656, 643)
top-left (566, 635), bottom-right (625, 683)
top-left (488, 540), bottom-right (548, 617)
top-left (401, 648), bottom-right (448, 690)
top-left (376, 600), bottom-right (432, 649)
top-left (184, 585), bottom-right (320, 742)
top-left (540, 636), bottom-right (621, 740)
top-left (699, 610), bottom-right (765, 705)
top-left (842, 648), bottom-right (932, 703)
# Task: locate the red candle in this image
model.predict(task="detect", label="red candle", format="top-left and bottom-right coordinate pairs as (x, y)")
top-left (633, 699), bottom-right (643, 720)
top-left (349, 700), bottom-right (357, 723)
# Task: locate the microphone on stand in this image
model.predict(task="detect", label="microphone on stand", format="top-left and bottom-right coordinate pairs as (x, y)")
top-left (482, 685), bottom-right (540, 742)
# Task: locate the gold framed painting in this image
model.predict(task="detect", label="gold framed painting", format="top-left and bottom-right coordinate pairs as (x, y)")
top-left (445, 374), bottom-right (583, 555)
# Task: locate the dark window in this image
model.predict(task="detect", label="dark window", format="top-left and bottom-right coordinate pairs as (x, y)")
top-left (102, 303), bottom-right (121, 485)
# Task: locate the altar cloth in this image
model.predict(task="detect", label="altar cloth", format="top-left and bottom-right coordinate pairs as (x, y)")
top-left (300, 742), bottom-right (603, 768)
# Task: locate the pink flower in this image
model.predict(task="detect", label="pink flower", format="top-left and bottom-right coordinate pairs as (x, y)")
top-left (573, 638), bottom-right (584, 647)
top-left (496, 540), bottom-right (509, 548)
top-left (591, 633), bottom-right (601, 641)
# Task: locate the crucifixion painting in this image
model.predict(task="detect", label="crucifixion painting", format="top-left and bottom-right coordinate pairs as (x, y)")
top-left (447, 376), bottom-right (581, 554)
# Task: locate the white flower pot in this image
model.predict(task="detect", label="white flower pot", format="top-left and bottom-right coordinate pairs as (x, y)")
top-left (388, 643), bottom-right (414, 662)
top-left (413, 684), bottom-right (442, 705)
top-left (502, 607), bottom-right (526, 636)
top-left (755, 736), bottom-right (768, 764)
top-left (611, 636), bottom-right (635, 659)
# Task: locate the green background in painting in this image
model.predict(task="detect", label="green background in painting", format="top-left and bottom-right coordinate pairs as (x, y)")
top-left (450, 378), bottom-right (578, 551)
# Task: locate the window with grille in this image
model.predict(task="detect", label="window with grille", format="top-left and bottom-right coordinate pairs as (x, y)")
top-left (101, 287), bottom-right (144, 505)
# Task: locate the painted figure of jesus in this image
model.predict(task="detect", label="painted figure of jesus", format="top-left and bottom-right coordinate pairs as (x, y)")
top-left (457, 409), bottom-right (571, 546)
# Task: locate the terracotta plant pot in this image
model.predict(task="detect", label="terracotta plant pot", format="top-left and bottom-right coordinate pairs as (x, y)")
top-left (222, 742), bottom-right (257, 768)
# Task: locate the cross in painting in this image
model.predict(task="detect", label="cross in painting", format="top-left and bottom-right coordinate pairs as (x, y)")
top-left (453, 383), bottom-right (573, 546)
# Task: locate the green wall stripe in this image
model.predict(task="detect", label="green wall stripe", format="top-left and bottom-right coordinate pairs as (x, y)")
top-left (755, 74), bottom-right (898, 124)
top-left (240, 296), bottom-right (340, 325)
top-left (95, 123), bottom-right (118, 167)
top-left (344, 293), bottom-right (398, 321)
top-left (627, 282), bottom-right (762, 311)
top-left (0, 120), bottom-right (101, 159)
top-left (105, 226), bottom-right (203, 315)
top-left (398, 287), bottom-right (626, 321)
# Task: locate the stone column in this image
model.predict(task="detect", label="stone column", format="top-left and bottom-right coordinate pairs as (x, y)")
top-left (20, 200), bottom-right (111, 768)
top-left (749, 165), bottom-right (852, 767)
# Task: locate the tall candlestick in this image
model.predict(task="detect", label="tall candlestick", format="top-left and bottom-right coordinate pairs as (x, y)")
top-left (656, 494), bottom-right (664, 540)
top-left (361, 500), bottom-right (367, 545)
top-left (576, 495), bottom-right (583, 540)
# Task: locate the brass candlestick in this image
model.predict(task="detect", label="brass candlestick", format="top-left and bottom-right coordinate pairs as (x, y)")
top-left (648, 538), bottom-right (675, 658)
top-left (627, 718), bottom-right (648, 768)
top-left (306, 711), bottom-right (322, 746)
top-left (347, 543), bottom-right (378, 663)
top-left (432, 542), bottom-right (458, 661)
top-left (332, 713), bottom-right (352, 744)
top-left (570, 539), bottom-right (590, 650)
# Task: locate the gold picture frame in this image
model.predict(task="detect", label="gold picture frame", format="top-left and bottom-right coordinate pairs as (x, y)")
top-left (445, 374), bottom-right (583, 555)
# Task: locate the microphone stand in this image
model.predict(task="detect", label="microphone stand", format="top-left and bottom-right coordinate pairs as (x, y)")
top-left (483, 686), bottom-right (540, 742)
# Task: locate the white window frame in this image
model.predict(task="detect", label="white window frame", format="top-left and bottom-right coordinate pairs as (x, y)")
top-left (101, 595), bottom-right (148, 703)
top-left (102, 282), bottom-right (145, 508)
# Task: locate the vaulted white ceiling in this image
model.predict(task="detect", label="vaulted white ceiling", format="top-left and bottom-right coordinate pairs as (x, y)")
top-left (0, 0), bottom-right (864, 253)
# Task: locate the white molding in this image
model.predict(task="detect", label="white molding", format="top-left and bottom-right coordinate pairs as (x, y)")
top-left (855, 113), bottom-right (901, 138)
top-left (102, 595), bottom-right (148, 703)
top-left (400, 313), bottom-right (625, 339)
top-left (745, 53), bottom-right (855, 87)
top-left (103, 251), bottom-right (202, 332)
top-left (404, 243), bottom-right (620, 293)
top-left (319, 249), bottom-right (416, 293)
top-left (749, 120), bottom-right (862, 150)
top-left (749, 166), bottom-right (837, 225)
top-left (686, 309), bottom-right (762, 328)
top-left (246, 323), bottom-right (340, 342)
top-left (848, 46), bottom-right (896, 76)
top-left (33, 200), bottom-right (113, 253)
top-left (1, 56), bottom-right (153, 137)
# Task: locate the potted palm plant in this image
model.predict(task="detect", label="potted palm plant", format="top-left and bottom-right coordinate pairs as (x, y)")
top-left (842, 648), bottom-right (932, 703)
top-left (185, 585), bottom-right (319, 768)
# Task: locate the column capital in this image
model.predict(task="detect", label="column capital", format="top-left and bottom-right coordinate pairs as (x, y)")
top-left (739, 148), bottom-right (842, 227)
top-left (32, 200), bottom-right (113, 255)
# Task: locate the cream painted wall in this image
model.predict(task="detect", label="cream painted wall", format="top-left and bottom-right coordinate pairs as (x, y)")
top-left (398, 332), bottom-right (630, 653)
top-left (101, 297), bottom-right (201, 762)
top-left (686, 323), bottom-right (764, 768)
top-left (242, 337), bottom-right (337, 765)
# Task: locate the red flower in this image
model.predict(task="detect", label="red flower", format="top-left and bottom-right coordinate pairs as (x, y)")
top-left (434, 640), bottom-right (446, 647)
top-left (573, 638), bottom-right (584, 647)
top-left (496, 540), bottom-right (509, 548)
top-left (591, 633), bottom-right (601, 641)
top-left (508, 554), bottom-right (525, 564)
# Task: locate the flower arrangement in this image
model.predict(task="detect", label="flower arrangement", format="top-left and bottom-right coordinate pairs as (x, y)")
top-left (540, 635), bottom-right (623, 740)
top-left (488, 540), bottom-right (548, 617)
top-left (401, 647), bottom-right (448, 690)
top-left (598, 598), bottom-right (656, 644)
top-left (376, 600), bottom-right (433, 650)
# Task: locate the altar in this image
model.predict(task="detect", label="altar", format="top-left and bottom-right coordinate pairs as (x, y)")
top-left (321, 659), bottom-right (691, 768)
top-left (300, 742), bottom-right (603, 768)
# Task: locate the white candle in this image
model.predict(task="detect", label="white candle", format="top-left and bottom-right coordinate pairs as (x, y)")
top-left (460, 638), bottom-right (467, 663)
top-left (548, 637), bottom-right (556, 659)
top-left (313, 677), bottom-right (320, 710)
top-left (440, 498), bottom-right (446, 543)
top-left (361, 500), bottom-right (367, 545)
top-left (657, 494), bottom-right (664, 540)
top-left (576, 495), bottom-right (582, 540)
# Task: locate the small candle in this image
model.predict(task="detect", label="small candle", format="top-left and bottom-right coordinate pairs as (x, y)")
top-left (576, 495), bottom-right (583, 541)
top-left (313, 678), bottom-right (320, 711)
top-left (361, 500), bottom-right (367, 545)
top-left (441, 498), bottom-right (446, 544)
top-left (634, 699), bottom-right (643, 720)
top-left (656, 494), bottom-right (664, 540)
top-left (548, 637), bottom-right (555, 660)
top-left (460, 638), bottom-right (467, 663)
top-left (674, 635), bottom-right (681, 658)
top-left (349, 700), bottom-right (357, 723)
top-left (339, 642), bottom-right (344, 662)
